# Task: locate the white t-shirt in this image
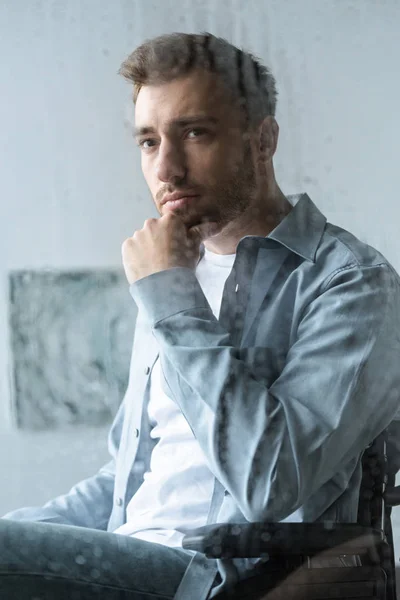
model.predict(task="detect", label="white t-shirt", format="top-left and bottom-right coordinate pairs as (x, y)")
top-left (114, 248), bottom-right (236, 547)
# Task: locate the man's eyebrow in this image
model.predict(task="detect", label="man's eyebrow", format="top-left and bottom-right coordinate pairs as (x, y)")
top-left (134, 125), bottom-right (156, 137)
top-left (134, 116), bottom-right (218, 138)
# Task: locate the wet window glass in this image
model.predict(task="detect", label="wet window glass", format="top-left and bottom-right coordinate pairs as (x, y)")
top-left (0, 1), bottom-right (399, 598)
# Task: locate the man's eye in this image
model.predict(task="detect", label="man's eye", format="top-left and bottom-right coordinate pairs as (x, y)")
top-left (187, 128), bottom-right (206, 139)
top-left (138, 139), bottom-right (156, 149)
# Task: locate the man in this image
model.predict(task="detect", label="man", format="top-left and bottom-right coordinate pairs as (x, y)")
top-left (1, 32), bottom-right (400, 599)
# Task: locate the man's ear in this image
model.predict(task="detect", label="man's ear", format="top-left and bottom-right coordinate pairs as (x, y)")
top-left (258, 116), bottom-right (279, 160)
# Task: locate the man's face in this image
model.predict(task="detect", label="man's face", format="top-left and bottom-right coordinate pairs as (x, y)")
top-left (134, 69), bottom-right (258, 231)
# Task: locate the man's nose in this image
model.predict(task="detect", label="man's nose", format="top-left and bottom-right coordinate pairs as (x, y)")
top-left (156, 141), bottom-right (187, 184)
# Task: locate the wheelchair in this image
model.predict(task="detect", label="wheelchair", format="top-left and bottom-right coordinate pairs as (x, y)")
top-left (183, 422), bottom-right (400, 599)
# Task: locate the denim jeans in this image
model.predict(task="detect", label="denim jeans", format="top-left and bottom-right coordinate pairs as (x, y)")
top-left (0, 519), bottom-right (193, 599)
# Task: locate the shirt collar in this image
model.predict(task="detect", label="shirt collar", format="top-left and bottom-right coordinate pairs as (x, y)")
top-left (199, 193), bottom-right (327, 264)
top-left (267, 193), bottom-right (327, 262)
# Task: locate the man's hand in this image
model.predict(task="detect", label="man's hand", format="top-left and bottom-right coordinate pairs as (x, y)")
top-left (122, 213), bottom-right (220, 285)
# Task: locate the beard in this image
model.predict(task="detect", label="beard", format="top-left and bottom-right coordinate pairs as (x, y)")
top-left (213, 140), bottom-right (257, 225)
top-left (165, 141), bottom-right (258, 230)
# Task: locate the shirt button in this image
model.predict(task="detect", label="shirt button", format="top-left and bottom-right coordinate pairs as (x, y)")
top-left (115, 497), bottom-right (123, 507)
top-left (144, 366), bottom-right (150, 375)
top-left (134, 428), bottom-right (139, 438)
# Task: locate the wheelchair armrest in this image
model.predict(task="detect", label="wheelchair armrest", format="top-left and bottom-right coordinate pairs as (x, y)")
top-left (182, 522), bottom-right (384, 559)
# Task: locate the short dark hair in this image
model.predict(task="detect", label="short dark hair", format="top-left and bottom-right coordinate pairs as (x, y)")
top-left (118, 32), bottom-right (278, 128)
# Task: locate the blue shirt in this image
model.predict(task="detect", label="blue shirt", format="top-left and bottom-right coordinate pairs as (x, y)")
top-left (129, 192), bottom-right (400, 596)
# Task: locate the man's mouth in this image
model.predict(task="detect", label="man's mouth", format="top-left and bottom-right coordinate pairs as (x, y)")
top-left (162, 195), bottom-right (200, 211)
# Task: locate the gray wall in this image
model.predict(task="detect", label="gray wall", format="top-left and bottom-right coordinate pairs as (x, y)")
top-left (0, 0), bottom-right (399, 576)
